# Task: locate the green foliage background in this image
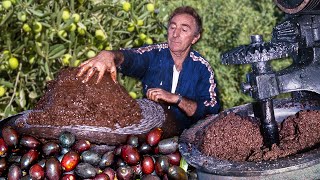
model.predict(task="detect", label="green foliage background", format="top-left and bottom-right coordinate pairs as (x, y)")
top-left (0, 0), bottom-right (284, 119)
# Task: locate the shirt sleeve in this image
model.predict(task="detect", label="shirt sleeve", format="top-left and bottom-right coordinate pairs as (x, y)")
top-left (119, 46), bottom-right (153, 79)
top-left (190, 64), bottom-right (220, 120)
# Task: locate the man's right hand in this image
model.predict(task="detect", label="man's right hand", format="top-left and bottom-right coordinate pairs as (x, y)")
top-left (76, 50), bottom-right (117, 84)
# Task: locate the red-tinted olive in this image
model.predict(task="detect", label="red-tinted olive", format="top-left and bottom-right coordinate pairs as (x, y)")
top-left (93, 173), bottom-right (110, 180)
top-left (0, 157), bottom-right (7, 176)
top-left (42, 142), bottom-right (60, 157)
top-left (61, 150), bottom-right (80, 172)
top-left (72, 139), bottom-right (91, 153)
top-left (61, 174), bottom-right (77, 180)
top-left (154, 156), bottom-right (170, 176)
top-left (146, 128), bottom-right (163, 146)
top-left (102, 167), bottom-right (115, 180)
top-left (166, 151), bottom-right (181, 166)
top-left (167, 165), bottom-right (188, 180)
top-left (121, 145), bottom-right (140, 165)
top-left (59, 131), bottom-right (76, 148)
top-left (20, 135), bottom-right (41, 149)
top-left (141, 155), bottom-right (154, 175)
top-left (116, 166), bottom-right (134, 180)
top-left (45, 157), bottom-right (62, 180)
top-left (158, 136), bottom-right (179, 155)
top-left (29, 164), bottom-right (45, 180)
top-left (8, 164), bottom-right (22, 180)
top-left (2, 126), bottom-right (19, 148)
top-left (0, 138), bottom-right (8, 157)
top-left (20, 149), bottom-right (39, 170)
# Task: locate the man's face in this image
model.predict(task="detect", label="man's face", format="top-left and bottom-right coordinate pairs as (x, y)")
top-left (167, 13), bottom-right (200, 54)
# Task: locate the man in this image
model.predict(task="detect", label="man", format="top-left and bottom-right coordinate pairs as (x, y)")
top-left (77, 6), bottom-right (220, 131)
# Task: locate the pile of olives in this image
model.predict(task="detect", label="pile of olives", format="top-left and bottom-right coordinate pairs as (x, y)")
top-left (0, 126), bottom-right (189, 179)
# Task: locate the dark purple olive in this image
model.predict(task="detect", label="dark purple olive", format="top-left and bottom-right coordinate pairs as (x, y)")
top-left (2, 126), bottom-right (19, 148)
top-left (20, 149), bottom-right (39, 170)
top-left (116, 166), bottom-right (134, 180)
top-left (166, 151), bottom-right (181, 166)
top-left (99, 151), bottom-right (115, 169)
top-left (29, 164), bottom-right (45, 180)
top-left (59, 131), bottom-right (76, 148)
top-left (131, 162), bottom-right (142, 177)
top-left (20, 135), bottom-right (41, 149)
top-left (114, 145), bottom-right (122, 156)
top-left (154, 156), bottom-right (170, 176)
top-left (72, 139), bottom-right (91, 153)
top-left (115, 157), bottom-right (127, 168)
top-left (0, 157), bottom-right (7, 176)
top-left (138, 143), bottom-right (152, 155)
top-left (121, 145), bottom-right (140, 165)
top-left (141, 155), bottom-right (155, 175)
top-left (93, 173), bottom-right (110, 180)
top-left (81, 150), bottom-right (101, 166)
top-left (8, 164), bottom-right (22, 180)
top-left (158, 136), bottom-right (178, 155)
top-left (61, 174), bottom-right (77, 180)
top-left (61, 150), bottom-right (80, 172)
top-left (102, 167), bottom-right (115, 180)
top-left (42, 142), bottom-right (60, 156)
top-left (167, 165), bottom-right (187, 180)
top-left (0, 138), bottom-right (8, 157)
top-left (141, 174), bottom-right (161, 180)
top-left (146, 128), bottom-right (163, 146)
top-left (126, 135), bottom-right (139, 147)
top-left (45, 157), bottom-right (62, 180)
top-left (75, 162), bottom-right (97, 179)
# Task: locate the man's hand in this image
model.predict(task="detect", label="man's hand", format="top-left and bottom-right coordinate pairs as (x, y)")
top-left (77, 50), bottom-right (117, 84)
top-left (147, 88), bottom-right (180, 104)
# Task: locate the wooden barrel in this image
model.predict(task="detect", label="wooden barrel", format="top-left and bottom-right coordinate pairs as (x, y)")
top-left (274, 0), bottom-right (320, 14)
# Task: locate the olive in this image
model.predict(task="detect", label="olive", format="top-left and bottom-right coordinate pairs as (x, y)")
top-left (141, 155), bottom-right (155, 175)
top-left (8, 164), bottom-right (22, 180)
top-left (81, 150), bottom-right (101, 166)
top-left (1, 126), bottom-right (19, 148)
top-left (42, 142), bottom-right (60, 157)
top-left (141, 174), bottom-right (161, 180)
top-left (59, 131), bottom-right (76, 148)
top-left (20, 149), bottom-right (39, 170)
top-left (72, 139), bottom-right (91, 153)
top-left (115, 157), bottom-right (126, 168)
top-left (75, 162), bottom-right (97, 179)
top-left (131, 162), bottom-right (142, 177)
top-left (167, 165), bottom-right (188, 180)
top-left (102, 167), bottom-right (115, 180)
top-left (45, 157), bottom-right (62, 180)
top-left (114, 145), bottom-right (122, 156)
top-left (0, 157), bottom-right (7, 176)
top-left (121, 145), bottom-right (140, 165)
top-left (138, 143), bottom-right (152, 155)
top-left (166, 151), bottom-right (181, 166)
top-left (61, 147), bottom-right (71, 155)
top-left (116, 166), bottom-right (134, 180)
top-left (0, 138), bottom-right (8, 157)
top-left (61, 150), bottom-right (80, 172)
top-left (158, 136), bottom-right (179, 155)
top-left (99, 151), bottom-right (115, 169)
top-left (61, 173), bottom-right (77, 180)
top-left (93, 173), bottom-right (110, 180)
top-left (154, 155), bottom-right (170, 176)
top-left (29, 164), bottom-right (45, 180)
top-left (20, 135), bottom-right (41, 149)
top-left (146, 128), bottom-right (163, 146)
top-left (7, 154), bottom-right (21, 164)
top-left (126, 135), bottom-right (139, 147)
